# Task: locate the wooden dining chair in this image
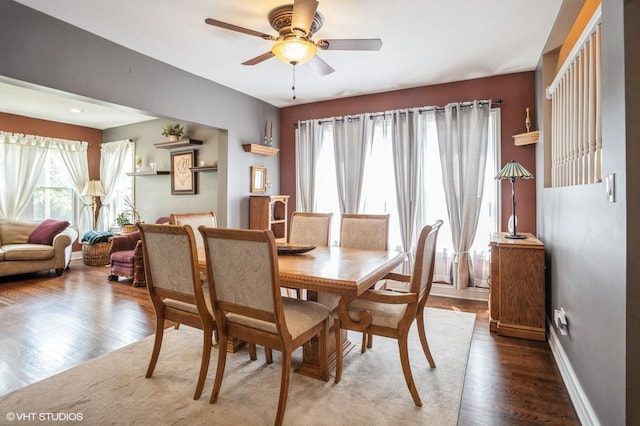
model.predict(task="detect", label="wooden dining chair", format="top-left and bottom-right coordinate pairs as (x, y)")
top-left (137, 222), bottom-right (215, 401)
top-left (288, 211), bottom-right (333, 247)
top-left (333, 220), bottom-right (443, 407)
top-left (339, 213), bottom-right (390, 351)
top-left (199, 226), bottom-right (330, 426)
top-left (285, 211), bottom-right (333, 299)
top-left (339, 213), bottom-right (389, 251)
top-left (170, 211), bottom-right (217, 249)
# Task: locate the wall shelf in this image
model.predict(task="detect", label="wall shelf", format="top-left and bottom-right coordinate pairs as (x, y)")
top-left (242, 144), bottom-right (279, 156)
top-left (154, 138), bottom-right (203, 149)
top-left (126, 170), bottom-right (170, 176)
top-left (513, 131), bottom-right (539, 146)
top-left (189, 166), bottom-right (218, 173)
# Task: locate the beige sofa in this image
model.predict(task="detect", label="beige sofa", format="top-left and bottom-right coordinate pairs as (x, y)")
top-left (0, 219), bottom-right (77, 277)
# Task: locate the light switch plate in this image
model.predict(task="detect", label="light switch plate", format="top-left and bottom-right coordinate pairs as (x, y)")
top-left (606, 173), bottom-right (615, 203)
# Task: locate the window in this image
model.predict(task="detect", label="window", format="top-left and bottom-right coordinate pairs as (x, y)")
top-left (20, 146), bottom-right (76, 223)
top-left (313, 110), bottom-right (500, 289)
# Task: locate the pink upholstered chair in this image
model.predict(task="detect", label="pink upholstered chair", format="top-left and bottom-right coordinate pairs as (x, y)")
top-left (108, 216), bottom-right (170, 287)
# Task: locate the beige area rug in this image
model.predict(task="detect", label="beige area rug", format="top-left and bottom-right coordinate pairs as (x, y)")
top-left (0, 308), bottom-right (475, 425)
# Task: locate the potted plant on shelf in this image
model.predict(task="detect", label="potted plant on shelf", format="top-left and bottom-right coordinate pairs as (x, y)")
top-left (162, 123), bottom-right (184, 142)
top-left (116, 197), bottom-right (144, 233)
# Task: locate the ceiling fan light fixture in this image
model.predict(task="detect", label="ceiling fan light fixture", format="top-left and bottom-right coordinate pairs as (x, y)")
top-left (271, 36), bottom-right (317, 65)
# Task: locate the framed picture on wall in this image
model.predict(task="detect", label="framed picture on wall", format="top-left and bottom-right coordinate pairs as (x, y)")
top-left (171, 149), bottom-right (197, 195)
top-left (250, 166), bottom-right (267, 193)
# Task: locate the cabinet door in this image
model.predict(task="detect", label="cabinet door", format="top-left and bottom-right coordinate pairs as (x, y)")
top-left (498, 246), bottom-right (545, 339)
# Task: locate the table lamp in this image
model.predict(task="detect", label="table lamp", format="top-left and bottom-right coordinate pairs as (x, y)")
top-left (81, 180), bottom-right (106, 230)
top-left (495, 160), bottom-right (533, 239)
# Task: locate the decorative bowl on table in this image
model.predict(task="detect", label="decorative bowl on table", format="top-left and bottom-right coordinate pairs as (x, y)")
top-left (276, 245), bottom-right (316, 255)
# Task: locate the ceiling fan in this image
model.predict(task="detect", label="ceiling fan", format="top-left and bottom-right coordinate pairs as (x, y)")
top-left (204, 0), bottom-right (382, 77)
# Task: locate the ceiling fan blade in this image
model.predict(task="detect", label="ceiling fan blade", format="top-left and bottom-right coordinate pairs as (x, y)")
top-left (291, 0), bottom-right (319, 35)
top-left (317, 39), bottom-right (383, 51)
top-left (308, 55), bottom-right (335, 76)
top-left (205, 18), bottom-right (274, 40)
top-left (242, 51), bottom-right (275, 66)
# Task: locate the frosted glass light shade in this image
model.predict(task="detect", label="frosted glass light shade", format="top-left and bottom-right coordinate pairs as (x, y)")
top-left (272, 37), bottom-right (317, 65)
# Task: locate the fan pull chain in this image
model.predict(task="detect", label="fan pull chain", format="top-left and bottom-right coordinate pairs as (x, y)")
top-left (291, 61), bottom-right (298, 100)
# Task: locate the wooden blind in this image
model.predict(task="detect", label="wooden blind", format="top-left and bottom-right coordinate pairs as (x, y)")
top-left (546, 7), bottom-right (602, 187)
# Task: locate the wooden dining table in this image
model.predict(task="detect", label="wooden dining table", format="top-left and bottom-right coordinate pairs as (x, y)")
top-left (197, 245), bottom-right (404, 380)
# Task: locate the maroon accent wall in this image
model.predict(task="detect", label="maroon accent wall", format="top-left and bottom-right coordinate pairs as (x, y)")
top-left (0, 112), bottom-right (103, 249)
top-left (279, 72), bottom-right (537, 234)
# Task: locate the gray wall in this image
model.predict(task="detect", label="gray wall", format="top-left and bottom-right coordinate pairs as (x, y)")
top-left (0, 1), bottom-right (280, 229)
top-left (104, 119), bottom-right (224, 223)
top-left (536, 0), bottom-right (639, 423)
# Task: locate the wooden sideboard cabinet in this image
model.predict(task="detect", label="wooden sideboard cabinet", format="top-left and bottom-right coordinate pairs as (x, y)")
top-left (489, 232), bottom-right (545, 341)
top-left (249, 195), bottom-right (289, 244)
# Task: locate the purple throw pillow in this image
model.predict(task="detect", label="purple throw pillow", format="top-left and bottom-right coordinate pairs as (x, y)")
top-left (28, 219), bottom-right (70, 245)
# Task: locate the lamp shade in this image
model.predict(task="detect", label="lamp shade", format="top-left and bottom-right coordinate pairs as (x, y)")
top-left (495, 160), bottom-right (534, 181)
top-left (81, 180), bottom-right (106, 197)
top-left (271, 36), bottom-right (317, 65)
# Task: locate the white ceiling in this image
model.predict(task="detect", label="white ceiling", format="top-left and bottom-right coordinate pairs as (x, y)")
top-left (6, 0), bottom-right (563, 129)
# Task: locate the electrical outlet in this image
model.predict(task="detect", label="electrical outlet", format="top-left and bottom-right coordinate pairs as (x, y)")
top-left (554, 307), bottom-right (568, 336)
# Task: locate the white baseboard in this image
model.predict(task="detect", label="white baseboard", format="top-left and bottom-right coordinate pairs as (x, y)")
top-left (430, 284), bottom-right (489, 301)
top-left (547, 318), bottom-right (601, 426)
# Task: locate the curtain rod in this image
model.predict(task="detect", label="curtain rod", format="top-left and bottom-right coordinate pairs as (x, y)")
top-left (295, 99), bottom-right (503, 127)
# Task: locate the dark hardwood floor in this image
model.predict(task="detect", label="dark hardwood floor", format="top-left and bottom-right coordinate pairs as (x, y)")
top-left (0, 259), bottom-right (579, 425)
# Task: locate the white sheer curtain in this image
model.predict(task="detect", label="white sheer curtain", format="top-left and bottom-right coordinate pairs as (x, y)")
top-left (98, 139), bottom-right (133, 231)
top-left (332, 115), bottom-right (374, 214)
top-left (435, 101), bottom-right (491, 289)
top-left (55, 139), bottom-right (91, 236)
top-left (385, 109), bottom-right (430, 271)
top-left (0, 132), bottom-right (51, 218)
top-left (295, 120), bottom-right (322, 212)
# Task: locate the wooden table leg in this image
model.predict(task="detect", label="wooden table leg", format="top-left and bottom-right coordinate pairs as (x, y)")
top-left (295, 291), bottom-right (355, 380)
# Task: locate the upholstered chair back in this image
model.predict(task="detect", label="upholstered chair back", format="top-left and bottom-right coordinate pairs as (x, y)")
top-left (289, 212), bottom-right (333, 247)
top-left (339, 213), bottom-right (390, 250)
top-left (201, 227), bottom-right (279, 321)
top-left (170, 212), bottom-right (217, 249)
top-left (410, 220), bottom-right (443, 298)
top-left (139, 223), bottom-right (200, 296)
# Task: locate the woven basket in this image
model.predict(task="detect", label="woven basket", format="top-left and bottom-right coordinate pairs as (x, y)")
top-left (82, 242), bottom-right (111, 266)
top-left (120, 224), bottom-right (137, 234)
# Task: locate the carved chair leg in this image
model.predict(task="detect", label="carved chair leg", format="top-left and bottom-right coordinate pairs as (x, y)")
top-left (194, 325), bottom-right (213, 400)
top-left (275, 350), bottom-right (292, 426)
top-left (146, 317), bottom-right (165, 378)
top-left (210, 333), bottom-right (228, 404)
top-left (417, 305), bottom-right (436, 368)
top-left (398, 331), bottom-right (422, 407)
